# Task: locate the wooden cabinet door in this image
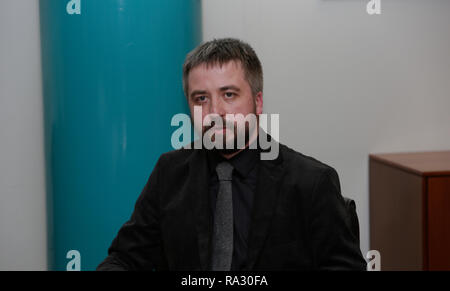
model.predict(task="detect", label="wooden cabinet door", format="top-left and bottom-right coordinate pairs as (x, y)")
top-left (428, 176), bottom-right (450, 270)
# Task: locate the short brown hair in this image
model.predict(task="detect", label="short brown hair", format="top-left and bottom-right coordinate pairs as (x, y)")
top-left (182, 38), bottom-right (263, 97)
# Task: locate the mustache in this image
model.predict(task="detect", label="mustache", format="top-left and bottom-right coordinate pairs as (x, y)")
top-left (203, 118), bottom-right (236, 132)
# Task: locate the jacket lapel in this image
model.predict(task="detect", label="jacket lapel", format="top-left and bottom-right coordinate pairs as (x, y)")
top-left (186, 149), bottom-right (212, 270)
top-left (245, 142), bottom-right (285, 270)
top-left (187, 140), bottom-right (285, 271)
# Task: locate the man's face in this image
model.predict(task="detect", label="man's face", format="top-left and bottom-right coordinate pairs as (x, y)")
top-left (186, 60), bottom-right (263, 149)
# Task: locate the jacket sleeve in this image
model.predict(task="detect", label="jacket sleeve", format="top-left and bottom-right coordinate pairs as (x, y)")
top-left (309, 167), bottom-right (367, 271)
top-left (96, 156), bottom-right (168, 271)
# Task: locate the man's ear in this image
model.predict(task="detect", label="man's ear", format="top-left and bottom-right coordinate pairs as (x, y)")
top-left (255, 91), bottom-right (263, 115)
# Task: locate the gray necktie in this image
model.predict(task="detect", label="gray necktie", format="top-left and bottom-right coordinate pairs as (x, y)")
top-left (211, 161), bottom-right (234, 271)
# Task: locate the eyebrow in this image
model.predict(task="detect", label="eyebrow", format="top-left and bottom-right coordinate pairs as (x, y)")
top-left (190, 90), bottom-right (208, 99)
top-left (189, 85), bottom-right (241, 99)
top-left (219, 85), bottom-right (241, 92)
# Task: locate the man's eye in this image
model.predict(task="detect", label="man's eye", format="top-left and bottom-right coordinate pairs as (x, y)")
top-left (225, 92), bottom-right (235, 98)
top-left (196, 96), bottom-right (207, 102)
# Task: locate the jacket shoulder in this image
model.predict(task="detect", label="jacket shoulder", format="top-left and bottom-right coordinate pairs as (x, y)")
top-left (279, 143), bottom-right (339, 186)
top-left (157, 147), bottom-right (196, 169)
top-left (280, 144), bottom-right (336, 173)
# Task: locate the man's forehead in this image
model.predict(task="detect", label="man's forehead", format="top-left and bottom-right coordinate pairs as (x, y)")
top-left (193, 59), bottom-right (243, 73)
top-left (187, 60), bottom-right (249, 95)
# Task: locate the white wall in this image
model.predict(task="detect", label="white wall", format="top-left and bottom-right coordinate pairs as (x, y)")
top-left (0, 0), bottom-right (47, 270)
top-left (202, 0), bottom-right (450, 257)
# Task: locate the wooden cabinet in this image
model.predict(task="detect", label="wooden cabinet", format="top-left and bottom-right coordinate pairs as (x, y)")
top-left (369, 151), bottom-right (450, 271)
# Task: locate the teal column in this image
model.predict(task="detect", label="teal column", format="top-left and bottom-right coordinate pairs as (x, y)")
top-left (39, 0), bottom-right (202, 270)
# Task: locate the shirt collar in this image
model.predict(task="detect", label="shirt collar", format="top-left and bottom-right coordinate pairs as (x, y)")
top-left (207, 139), bottom-right (261, 178)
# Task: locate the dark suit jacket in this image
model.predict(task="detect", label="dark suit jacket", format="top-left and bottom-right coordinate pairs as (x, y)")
top-left (97, 140), bottom-right (367, 271)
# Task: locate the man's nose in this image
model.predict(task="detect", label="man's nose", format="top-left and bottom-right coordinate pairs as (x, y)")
top-left (210, 96), bottom-right (225, 116)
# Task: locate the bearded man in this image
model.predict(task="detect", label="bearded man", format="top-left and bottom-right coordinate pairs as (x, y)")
top-left (97, 38), bottom-right (366, 271)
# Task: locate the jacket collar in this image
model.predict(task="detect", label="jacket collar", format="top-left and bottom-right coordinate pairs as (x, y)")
top-left (206, 139), bottom-right (261, 179)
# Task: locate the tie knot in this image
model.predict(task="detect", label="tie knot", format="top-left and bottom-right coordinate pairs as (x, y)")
top-left (216, 161), bottom-right (234, 181)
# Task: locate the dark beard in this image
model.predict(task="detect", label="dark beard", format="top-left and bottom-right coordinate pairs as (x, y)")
top-left (200, 101), bottom-right (258, 154)
top-left (214, 124), bottom-right (251, 155)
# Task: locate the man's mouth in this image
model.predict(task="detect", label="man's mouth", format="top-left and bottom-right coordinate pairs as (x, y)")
top-left (205, 123), bottom-right (235, 133)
